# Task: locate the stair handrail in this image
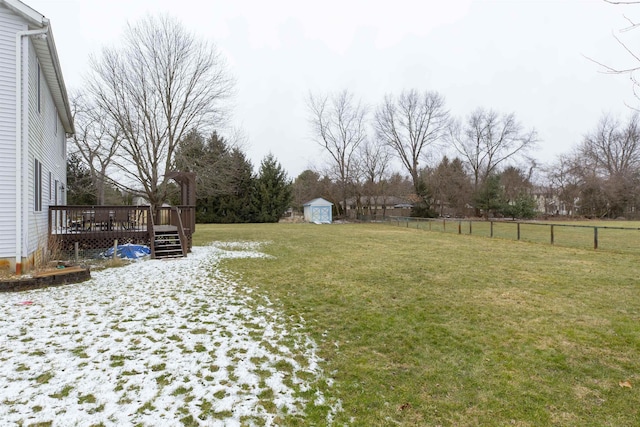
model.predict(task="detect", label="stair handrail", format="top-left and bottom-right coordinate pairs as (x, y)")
top-left (170, 206), bottom-right (188, 256)
top-left (149, 206), bottom-right (157, 259)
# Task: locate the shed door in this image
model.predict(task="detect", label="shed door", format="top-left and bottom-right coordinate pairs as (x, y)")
top-left (312, 206), bottom-right (330, 223)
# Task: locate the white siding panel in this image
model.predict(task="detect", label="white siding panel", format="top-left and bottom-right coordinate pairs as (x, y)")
top-left (0, 6), bottom-right (25, 258)
top-left (26, 38), bottom-right (67, 255)
top-left (0, 4), bottom-right (70, 263)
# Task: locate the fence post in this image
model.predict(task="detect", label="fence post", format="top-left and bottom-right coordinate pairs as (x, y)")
top-left (469, 220), bottom-right (472, 235)
top-left (550, 225), bottom-right (554, 245)
top-left (594, 227), bottom-right (598, 250)
top-left (490, 221), bottom-right (494, 238)
top-left (443, 219), bottom-right (446, 232)
top-left (429, 220), bottom-right (432, 231)
top-left (458, 220), bottom-right (462, 235)
top-left (517, 223), bottom-right (521, 241)
top-left (74, 242), bottom-right (79, 263)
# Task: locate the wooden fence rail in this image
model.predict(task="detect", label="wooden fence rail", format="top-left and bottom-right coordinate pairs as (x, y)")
top-left (383, 216), bottom-right (640, 254)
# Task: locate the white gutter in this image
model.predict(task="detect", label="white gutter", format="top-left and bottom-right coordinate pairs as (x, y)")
top-left (15, 27), bottom-right (49, 274)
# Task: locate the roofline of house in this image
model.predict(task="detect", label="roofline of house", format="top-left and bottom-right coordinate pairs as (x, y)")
top-left (40, 22), bottom-right (74, 134)
top-left (0, 0), bottom-right (43, 25)
top-left (1, 0), bottom-right (74, 134)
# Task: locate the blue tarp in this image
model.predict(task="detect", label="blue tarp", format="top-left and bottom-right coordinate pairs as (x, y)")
top-left (103, 244), bottom-right (151, 260)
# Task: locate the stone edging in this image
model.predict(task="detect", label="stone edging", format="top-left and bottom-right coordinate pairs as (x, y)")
top-left (0, 267), bottom-right (91, 293)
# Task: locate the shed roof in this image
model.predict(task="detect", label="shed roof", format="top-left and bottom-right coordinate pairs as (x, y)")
top-left (1, 0), bottom-right (74, 134)
top-left (303, 197), bottom-right (333, 207)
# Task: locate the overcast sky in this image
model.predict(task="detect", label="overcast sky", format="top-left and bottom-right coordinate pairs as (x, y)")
top-left (27, 0), bottom-right (640, 179)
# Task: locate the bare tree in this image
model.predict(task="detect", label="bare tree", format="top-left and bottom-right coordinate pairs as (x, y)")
top-left (69, 91), bottom-right (121, 205)
top-left (577, 112), bottom-right (640, 217)
top-left (374, 89), bottom-right (449, 210)
top-left (358, 139), bottom-right (391, 218)
top-left (307, 89), bottom-right (367, 216)
top-left (87, 15), bottom-right (234, 210)
top-left (580, 112), bottom-right (640, 175)
top-left (448, 108), bottom-right (537, 195)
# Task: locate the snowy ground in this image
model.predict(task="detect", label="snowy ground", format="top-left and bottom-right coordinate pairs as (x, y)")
top-left (0, 243), bottom-right (335, 426)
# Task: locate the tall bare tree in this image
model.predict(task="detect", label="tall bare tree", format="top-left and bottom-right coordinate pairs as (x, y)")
top-left (69, 91), bottom-right (121, 205)
top-left (580, 112), bottom-right (640, 175)
top-left (87, 15), bottom-right (234, 210)
top-left (346, 138), bottom-right (391, 219)
top-left (307, 89), bottom-right (367, 216)
top-left (357, 139), bottom-right (392, 218)
top-left (553, 153), bottom-right (586, 216)
top-left (374, 89), bottom-right (449, 210)
top-left (578, 112), bottom-right (640, 217)
top-left (448, 108), bottom-right (537, 193)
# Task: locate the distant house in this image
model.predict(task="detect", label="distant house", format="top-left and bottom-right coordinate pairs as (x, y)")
top-left (0, 0), bottom-right (74, 273)
top-left (303, 198), bottom-right (333, 223)
top-left (343, 196), bottom-right (414, 219)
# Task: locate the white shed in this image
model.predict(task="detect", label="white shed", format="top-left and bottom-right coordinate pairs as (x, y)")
top-left (303, 198), bottom-right (333, 223)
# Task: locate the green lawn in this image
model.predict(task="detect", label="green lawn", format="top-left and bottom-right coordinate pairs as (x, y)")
top-left (193, 223), bottom-right (640, 426)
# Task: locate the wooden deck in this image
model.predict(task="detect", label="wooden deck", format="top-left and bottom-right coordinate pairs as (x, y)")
top-left (49, 205), bottom-right (194, 256)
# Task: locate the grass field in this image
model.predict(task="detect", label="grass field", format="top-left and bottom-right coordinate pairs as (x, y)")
top-left (193, 222), bottom-right (640, 426)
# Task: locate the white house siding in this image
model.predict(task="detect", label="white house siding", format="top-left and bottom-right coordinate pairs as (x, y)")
top-left (26, 38), bottom-right (66, 259)
top-left (0, 7), bottom-right (24, 259)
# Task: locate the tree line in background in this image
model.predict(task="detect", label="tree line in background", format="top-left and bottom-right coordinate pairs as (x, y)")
top-left (67, 126), bottom-right (292, 224)
top-left (173, 130), bottom-right (291, 223)
top-left (66, 13), bottom-right (640, 223)
top-left (304, 88), bottom-right (640, 220)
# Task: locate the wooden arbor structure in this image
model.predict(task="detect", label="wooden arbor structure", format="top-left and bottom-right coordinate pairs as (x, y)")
top-left (49, 172), bottom-right (197, 259)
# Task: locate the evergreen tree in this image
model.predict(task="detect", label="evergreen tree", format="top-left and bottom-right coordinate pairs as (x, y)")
top-left (292, 170), bottom-right (322, 212)
top-left (213, 148), bottom-right (254, 223)
top-left (66, 153), bottom-right (98, 205)
top-left (175, 130), bottom-right (254, 223)
top-left (499, 166), bottom-right (536, 219)
top-left (427, 156), bottom-right (473, 216)
top-left (253, 154), bottom-right (292, 222)
top-left (175, 131), bottom-right (289, 223)
top-left (502, 193), bottom-right (537, 219)
top-left (474, 174), bottom-right (504, 218)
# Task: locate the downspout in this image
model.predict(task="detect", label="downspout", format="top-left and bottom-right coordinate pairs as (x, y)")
top-left (15, 27), bottom-right (49, 275)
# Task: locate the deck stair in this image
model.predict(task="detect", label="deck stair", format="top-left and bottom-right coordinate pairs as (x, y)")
top-left (153, 225), bottom-right (185, 259)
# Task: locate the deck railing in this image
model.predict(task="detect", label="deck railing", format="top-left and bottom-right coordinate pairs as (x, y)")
top-left (48, 205), bottom-right (195, 256)
top-left (49, 205), bottom-right (152, 234)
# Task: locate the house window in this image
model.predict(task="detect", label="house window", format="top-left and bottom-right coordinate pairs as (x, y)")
top-left (37, 62), bottom-right (41, 114)
top-left (54, 179), bottom-right (59, 205)
top-left (48, 171), bottom-right (52, 201)
top-left (34, 159), bottom-right (42, 211)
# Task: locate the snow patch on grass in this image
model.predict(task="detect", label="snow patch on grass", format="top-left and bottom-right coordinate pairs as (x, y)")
top-left (0, 243), bottom-right (333, 425)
